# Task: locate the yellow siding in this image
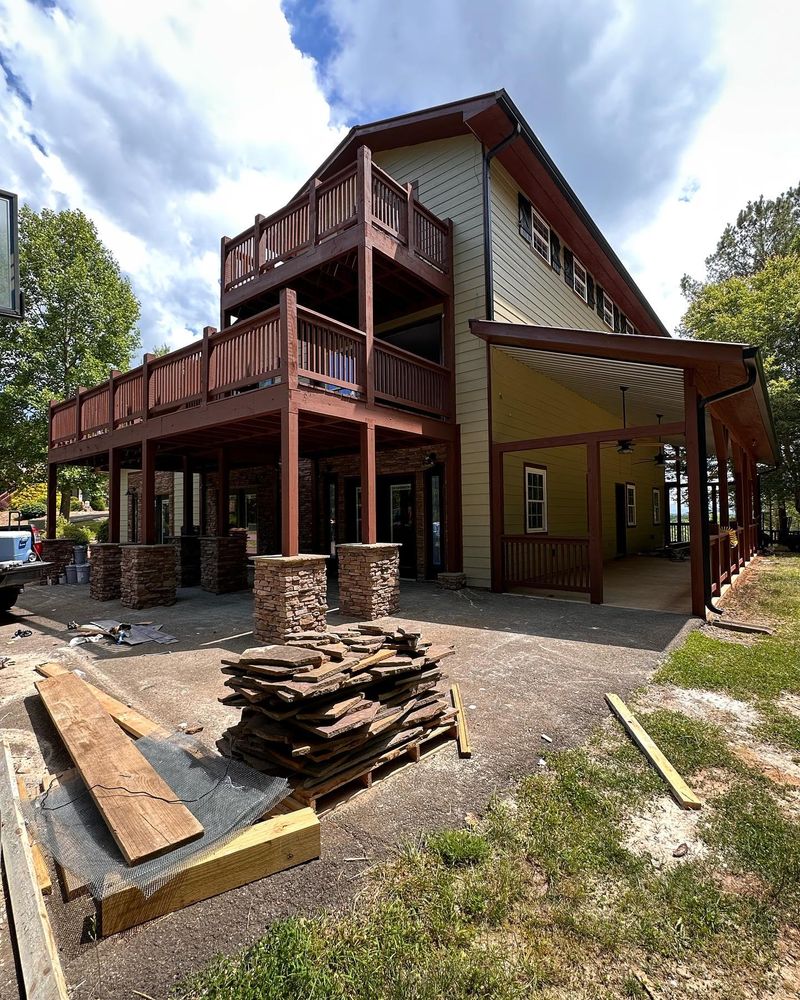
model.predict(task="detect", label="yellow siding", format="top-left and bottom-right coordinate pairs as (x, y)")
top-left (375, 136), bottom-right (491, 586)
top-left (494, 350), bottom-right (664, 560)
top-left (491, 161), bottom-right (611, 332)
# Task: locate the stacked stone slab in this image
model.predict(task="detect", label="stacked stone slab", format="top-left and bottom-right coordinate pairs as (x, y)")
top-left (219, 624), bottom-right (456, 809)
top-left (120, 544), bottom-right (177, 609)
top-left (40, 539), bottom-right (76, 584)
top-left (253, 554), bottom-right (328, 644)
top-left (200, 533), bottom-right (248, 594)
top-left (170, 535), bottom-right (201, 587)
top-left (337, 543), bottom-right (400, 619)
top-left (89, 543), bottom-right (122, 601)
top-left (437, 572), bottom-right (466, 591)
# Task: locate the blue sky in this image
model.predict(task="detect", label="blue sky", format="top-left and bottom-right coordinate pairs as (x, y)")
top-left (0, 0), bottom-right (798, 354)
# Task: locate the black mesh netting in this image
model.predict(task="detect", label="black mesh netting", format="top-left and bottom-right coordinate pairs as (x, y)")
top-left (27, 732), bottom-right (289, 901)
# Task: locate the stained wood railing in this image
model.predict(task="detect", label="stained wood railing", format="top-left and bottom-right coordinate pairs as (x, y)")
top-left (502, 535), bottom-right (590, 593)
top-left (49, 291), bottom-right (451, 449)
top-left (221, 149), bottom-right (450, 297)
top-left (709, 521), bottom-right (759, 597)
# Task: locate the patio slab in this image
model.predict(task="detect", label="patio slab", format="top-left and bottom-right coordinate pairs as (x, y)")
top-left (0, 579), bottom-right (695, 999)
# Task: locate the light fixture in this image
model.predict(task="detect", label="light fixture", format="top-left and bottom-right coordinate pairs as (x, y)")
top-left (616, 385), bottom-right (633, 454)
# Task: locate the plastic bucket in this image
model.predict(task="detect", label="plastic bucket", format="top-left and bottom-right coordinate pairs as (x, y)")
top-left (75, 563), bottom-right (90, 585)
top-left (73, 545), bottom-right (87, 565)
top-left (65, 564), bottom-right (78, 584)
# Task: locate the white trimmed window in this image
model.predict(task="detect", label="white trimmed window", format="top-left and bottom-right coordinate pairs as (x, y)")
top-left (652, 487), bottom-right (662, 525)
top-left (625, 483), bottom-right (637, 527)
top-left (525, 466), bottom-right (548, 533)
top-left (602, 291), bottom-right (614, 329)
top-left (572, 258), bottom-right (588, 301)
top-left (532, 209), bottom-right (550, 264)
top-left (624, 317), bottom-right (635, 335)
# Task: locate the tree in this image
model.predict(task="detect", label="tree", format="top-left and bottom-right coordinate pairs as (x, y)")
top-left (0, 206), bottom-right (141, 515)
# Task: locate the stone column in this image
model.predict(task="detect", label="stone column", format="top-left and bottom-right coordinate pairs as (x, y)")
top-left (120, 544), bottom-right (176, 609)
top-left (170, 535), bottom-right (201, 587)
top-left (89, 543), bottom-right (122, 601)
top-left (337, 543), bottom-right (400, 619)
top-left (253, 554), bottom-right (328, 643)
top-left (200, 533), bottom-right (248, 594)
top-left (40, 538), bottom-right (76, 584)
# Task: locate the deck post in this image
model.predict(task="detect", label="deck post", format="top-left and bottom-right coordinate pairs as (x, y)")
top-left (489, 442), bottom-right (504, 592)
top-left (308, 178), bottom-right (320, 247)
top-left (75, 386), bottom-right (85, 441)
top-left (444, 426), bottom-right (463, 573)
top-left (731, 441), bottom-right (745, 566)
top-left (182, 456), bottom-right (194, 534)
top-left (216, 448), bottom-right (229, 537)
top-left (108, 448), bottom-right (121, 544)
top-left (711, 417), bottom-right (729, 528)
top-left (108, 369), bottom-right (119, 434)
top-left (281, 404), bottom-right (300, 557)
top-left (683, 371), bottom-right (706, 617)
top-left (279, 288), bottom-right (298, 392)
top-left (46, 462), bottom-right (58, 539)
top-left (200, 325), bottom-right (213, 405)
top-left (587, 439), bottom-right (603, 604)
top-left (141, 354), bottom-right (154, 423)
top-left (141, 438), bottom-right (156, 546)
top-left (358, 243), bottom-right (374, 406)
top-left (360, 422), bottom-right (377, 544)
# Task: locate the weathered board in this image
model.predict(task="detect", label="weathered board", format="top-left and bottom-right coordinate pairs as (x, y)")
top-left (36, 673), bottom-right (204, 865)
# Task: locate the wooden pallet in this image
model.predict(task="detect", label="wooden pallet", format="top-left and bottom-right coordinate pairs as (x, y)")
top-left (295, 723), bottom-right (458, 816)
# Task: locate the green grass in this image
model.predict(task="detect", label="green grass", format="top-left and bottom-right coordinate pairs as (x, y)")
top-left (756, 702), bottom-right (800, 752)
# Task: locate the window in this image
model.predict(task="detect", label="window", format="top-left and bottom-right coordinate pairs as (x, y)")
top-left (572, 258), bottom-right (588, 301)
top-left (518, 193), bottom-right (532, 242)
top-left (625, 483), bottom-right (637, 527)
top-left (524, 466), bottom-right (548, 533)
top-left (532, 209), bottom-right (550, 264)
top-left (624, 316), bottom-right (635, 335)
top-left (602, 291), bottom-right (614, 329)
top-left (652, 487), bottom-right (662, 525)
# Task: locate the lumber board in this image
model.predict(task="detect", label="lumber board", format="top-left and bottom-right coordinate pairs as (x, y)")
top-left (41, 771), bottom-right (90, 901)
top-left (605, 693), bottom-right (701, 810)
top-left (99, 807), bottom-right (320, 936)
top-left (16, 776), bottom-right (52, 895)
top-left (35, 662), bottom-right (168, 739)
top-left (450, 683), bottom-right (472, 758)
top-left (0, 741), bottom-right (69, 1000)
top-left (36, 673), bottom-right (204, 865)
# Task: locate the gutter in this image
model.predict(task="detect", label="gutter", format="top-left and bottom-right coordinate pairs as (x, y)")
top-left (482, 122), bottom-right (521, 319)
top-left (696, 348), bottom-right (758, 616)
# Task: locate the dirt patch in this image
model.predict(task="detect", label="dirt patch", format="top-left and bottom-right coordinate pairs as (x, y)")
top-left (765, 925), bottom-right (800, 1000)
top-left (777, 692), bottom-right (800, 720)
top-left (732, 743), bottom-right (800, 788)
top-left (644, 684), bottom-right (759, 736)
top-left (717, 557), bottom-right (787, 631)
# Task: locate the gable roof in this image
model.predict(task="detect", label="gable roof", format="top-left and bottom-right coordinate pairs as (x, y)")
top-left (301, 90), bottom-right (671, 338)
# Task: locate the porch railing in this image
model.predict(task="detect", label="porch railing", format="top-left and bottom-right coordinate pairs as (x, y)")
top-left (49, 291), bottom-right (451, 449)
top-left (502, 535), bottom-right (590, 593)
top-left (221, 150), bottom-right (450, 297)
top-left (669, 522), bottom-right (691, 544)
top-left (709, 522), bottom-right (759, 596)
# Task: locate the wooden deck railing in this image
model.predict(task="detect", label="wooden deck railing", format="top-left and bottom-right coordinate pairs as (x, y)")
top-left (221, 149), bottom-right (450, 297)
top-left (49, 291), bottom-right (451, 449)
top-left (502, 535), bottom-right (590, 593)
top-left (709, 522), bottom-right (759, 596)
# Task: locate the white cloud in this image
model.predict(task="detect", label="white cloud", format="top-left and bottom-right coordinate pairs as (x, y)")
top-left (0, 0), bottom-right (344, 352)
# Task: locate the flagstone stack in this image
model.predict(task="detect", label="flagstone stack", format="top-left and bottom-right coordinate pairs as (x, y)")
top-left (219, 624), bottom-right (457, 809)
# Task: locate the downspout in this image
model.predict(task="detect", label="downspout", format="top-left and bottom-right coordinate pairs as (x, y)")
top-left (482, 122), bottom-right (521, 319)
top-left (696, 348), bottom-right (758, 616)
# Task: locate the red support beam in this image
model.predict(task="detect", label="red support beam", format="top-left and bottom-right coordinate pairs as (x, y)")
top-left (182, 456), bottom-right (193, 535)
top-left (280, 288), bottom-right (298, 392)
top-left (216, 448), bottom-right (229, 537)
top-left (490, 442), bottom-right (504, 592)
top-left (683, 371), bottom-right (706, 617)
top-left (46, 462), bottom-right (58, 539)
top-left (445, 427), bottom-right (463, 573)
top-left (141, 438), bottom-right (156, 545)
top-left (711, 416), bottom-right (730, 527)
top-left (359, 422), bottom-right (377, 544)
top-left (497, 421), bottom-right (685, 454)
top-left (281, 404), bottom-right (299, 556)
top-left (108, 448), bottom-right (121, 543)
top-left (358, 243), bottom-right (374, 406)
top-left (587, 440), bottom-right (603, 604)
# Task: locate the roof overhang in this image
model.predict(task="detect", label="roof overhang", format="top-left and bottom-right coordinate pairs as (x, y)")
top-left (472, 319), bottom-right (779, 466)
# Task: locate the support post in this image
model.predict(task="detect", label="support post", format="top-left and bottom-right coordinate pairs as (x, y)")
top-left (75, 387), bottom-right (85, 441)
top-left (253, 214), bottom-right (264, 274)
top-left (141, 354), bottom-right (154, 422)
top-left (108, 448), bottom-right (121, 544)
top-left (281, 405), bottom-right (299, 556)
top-left (308, 178), bottom-right (320, 246)
top-left (683, 372), bottom-right (706, 617)
top-left (358, 243), bottom-right (374, 406)
top-left (490, 442), bottom-right (504, 592)
top-left (108, 369), bottom-right (119, 433)
top-left (200, 326), bottom-right (213, 405)
top-left (182, 456), bottom-right (193, 534)
top-left (405, 182), bottom-right (415, 251)
top-left (216, 448), bottom-right (229, 537)
top-left (141, 439), bottom-right (156, 546)
top-left (46, 463), bottom-right (58, 539)
top-left (444, 428), bottom-right (463, 572)
top-left (711, 417), bottom-right (730, 527)
top-left (587, 440), bottom-right (603, 604)
top-left (360, 422), bottom-right (377, 544)
top-left (279, 288), bottom-right (298, 392)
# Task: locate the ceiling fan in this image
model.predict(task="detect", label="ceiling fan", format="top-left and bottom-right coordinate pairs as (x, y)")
top-left (634, 413), bottom-right (667, 465)
top-left (616, 386), bottom-right (633, 454)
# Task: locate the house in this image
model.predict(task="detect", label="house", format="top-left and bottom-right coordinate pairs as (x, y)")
top-left (45, 91), bottom-right (777, 630)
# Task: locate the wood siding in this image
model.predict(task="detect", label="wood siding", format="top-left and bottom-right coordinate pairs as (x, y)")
top-left (375, 137), bottom-right (490, 586)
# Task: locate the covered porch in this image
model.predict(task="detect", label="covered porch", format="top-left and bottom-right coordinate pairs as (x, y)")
top-left (474, 320), bottom-right (778, 618)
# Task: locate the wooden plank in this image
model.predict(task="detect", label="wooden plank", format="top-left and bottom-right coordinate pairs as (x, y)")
top-left (450, 683), bottom-right (472, 758)
top-left (0, 740), bottom-right (69, 1000)
top-left (35, 662), bottom-right (168, 739)
top-left (99, 808), bottom-right (320, 936)
top-left (40, 771), bottom-right (91, 901)
top-left (605, 693), bottom-right (701, 810)
top-left (36, 673), bottom-right (204, 865)
top-left (16, 777), bottom-right (52, 895)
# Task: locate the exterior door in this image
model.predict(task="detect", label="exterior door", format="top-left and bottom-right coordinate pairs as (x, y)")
top-left (425, 464), bottom-right (445, 577)
top-left (378, 475), bottom-right (416, 577)
top-left (614, 483), bottom-right (627, 557)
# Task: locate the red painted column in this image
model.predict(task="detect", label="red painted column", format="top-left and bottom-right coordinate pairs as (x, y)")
top-left (683, 371), bottom-right (706, 617)
top-left (216, 448), bottom-right (229, 537)
top-left (587, 440), bottom-right (603, 604)
top-left (141, 438), bottom-right (156, 545)
top-left (444, 427), bottom-right (463, 572)
top-left (281, 404), bottom-right (299, 556)
top-left (46, 462), bottom-right (58, 539)
top-left (108, 448), bottom-right (121, 543)
top-left (358, 243), bottom-right (374, 406)
top-left (490, 442), bottom-right (504, 592)
top-left (359, 422), bottom-right (377, 544)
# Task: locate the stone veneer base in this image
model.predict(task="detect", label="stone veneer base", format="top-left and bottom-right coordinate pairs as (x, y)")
top-left (253, 554), bottom-right (328, 644)
top-left (437, 571), bottom-right (466, 591)
top-left (89, 543), bottom-right (122, 601)
top-left (120, 545), bottom-right (177, 610)
top-left (200, 534), bottom-right (248, 594)
top-left (337, 543), bottom-right (400, 619)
